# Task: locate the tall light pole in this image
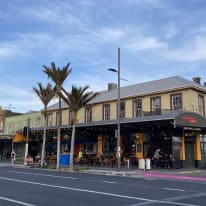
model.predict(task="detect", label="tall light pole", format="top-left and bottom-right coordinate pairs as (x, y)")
top-left (108, 48), bottom-right (121, 170)
top-left (24, 118), bottom-right (30, 165)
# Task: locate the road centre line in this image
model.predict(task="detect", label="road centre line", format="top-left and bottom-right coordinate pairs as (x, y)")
top-left (163, 188), bottom-right (186, 192)
top-left (9, 171), bottom-right (77, 179)
top-left (101, 180), bottom-right (117, 184)
top-left (0, 195), bottom-right (36, 206)
top-left (0, 176), bottom-right (198, 206)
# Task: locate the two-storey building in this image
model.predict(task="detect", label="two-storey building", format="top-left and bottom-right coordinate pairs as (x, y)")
top-left (4, 76), bottom-right (206, 168)
top-left (31, 76), bottom-right (206, 168)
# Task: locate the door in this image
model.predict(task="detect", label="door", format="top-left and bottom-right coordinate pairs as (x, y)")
top-left (184, 142), bottom-right (195, 168)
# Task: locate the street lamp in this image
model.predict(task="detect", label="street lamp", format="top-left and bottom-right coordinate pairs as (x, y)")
top-left (108, 48), bottom-right (121, 171)
top-left (24, 118), bottom-right (30, 165)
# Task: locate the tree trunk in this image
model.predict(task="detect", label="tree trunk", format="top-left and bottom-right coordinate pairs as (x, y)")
top-left (41, 106), bottom-right (47, 167)
top-left (69, 122), bottom-right (76, 171)
top-left (56, 96), bottom-right (62, 170)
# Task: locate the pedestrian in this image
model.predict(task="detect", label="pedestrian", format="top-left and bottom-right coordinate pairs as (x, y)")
top-left (153, 148), bottom-right (162, 168)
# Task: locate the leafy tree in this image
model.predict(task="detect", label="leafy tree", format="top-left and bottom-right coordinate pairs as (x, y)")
top-left (33, 82), bottom-right (55, 167)
top-left (43, 62), bottom-right (72, 170)
top-left (61, 85), bottom-right (99, 170)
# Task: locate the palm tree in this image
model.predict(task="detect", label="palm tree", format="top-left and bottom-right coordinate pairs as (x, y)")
top-left (43, 62), bottom-right (72, 170)
top-left (33, 82), bottom-right (55, 167)
top-left (61, 85), bottom-right (99, 170)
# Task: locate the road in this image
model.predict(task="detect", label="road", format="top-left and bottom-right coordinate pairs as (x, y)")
top-left (0, 166), bottom-right (206, 206)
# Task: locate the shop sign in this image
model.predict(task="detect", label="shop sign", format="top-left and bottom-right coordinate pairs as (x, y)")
top-left (183, 127), bottom-right (201, 131)
top-left (182, 115), bottom-right (197, 124)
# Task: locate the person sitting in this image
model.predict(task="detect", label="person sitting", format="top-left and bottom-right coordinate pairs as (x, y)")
top-left (152, 148), bottom-right (162, 168)
top-left (76, 149), bottom-right (83, 164)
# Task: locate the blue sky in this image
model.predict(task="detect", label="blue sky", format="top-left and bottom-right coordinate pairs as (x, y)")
top-left (1, 0), bottom-right (206, 113)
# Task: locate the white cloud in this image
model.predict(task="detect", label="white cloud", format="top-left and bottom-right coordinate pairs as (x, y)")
top-left (22, 2), bottom-right (83, 26)
top-left (165, 24), bottom-right (179, 39)
top-left (92, 27), bottom-right (125, 42)
top-left (125, 36), bottom-right (167, 51)
top-left (0, 42), bottom-right (20, 57)
top-left (126, 0), bottom-right (167, 8)
top-left (0, 33), bottom-right (52, 60)
top-left (163, 36), bottom-right (206, 61)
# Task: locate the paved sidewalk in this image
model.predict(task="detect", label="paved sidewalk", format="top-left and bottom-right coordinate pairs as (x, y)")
top-left (81, 167), bottom-right (206, 182)
top-left (1, 161), bottom-right (206, 182)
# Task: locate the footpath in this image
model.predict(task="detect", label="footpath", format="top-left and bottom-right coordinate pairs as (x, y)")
top-left (1, 161), bottom-right (206, 182)
top-left (80, 167), bottom-right (206, 182)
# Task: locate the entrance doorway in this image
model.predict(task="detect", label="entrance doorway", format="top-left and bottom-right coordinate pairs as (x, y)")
top-left (184, 141), bottom-right (195, 168)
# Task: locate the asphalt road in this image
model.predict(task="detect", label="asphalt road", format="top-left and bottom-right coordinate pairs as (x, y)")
top-left (0, 166), bottom-right (206, 206)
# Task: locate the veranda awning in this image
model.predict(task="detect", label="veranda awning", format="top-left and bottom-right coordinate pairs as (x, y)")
top-left (13, 133), bottom-right (26, 143)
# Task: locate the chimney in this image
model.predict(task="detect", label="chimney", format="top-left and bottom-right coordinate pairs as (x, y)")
top-left (192, 77), bottom-right (201, 84)
top-left (108, 83), bottom-right (117, 91)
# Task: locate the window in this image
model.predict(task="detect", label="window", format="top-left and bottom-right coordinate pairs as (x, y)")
top-left (103, 104), bottom-right (110, 120)
top-left (47, 113), bottom-right (52, 126)
top-left (171, 93), bottom-right (182, 110)
top-left (200, 135), bottom-right (206, 154)
top-left (69, 110), bottom-right (74, 124)
top-left (198, 95), bottom-right (205, 116)
top-left (56, 112), bottom-right (59, 126)
top-left (85, 106), bottom-right (92, 123)
top-left (133, 98), bottom-right (142, 117)
top-left (102, 135), bottom-right (116, 153)
top-left (83, 143), bottom-right (96, 154)
top-left (151, 96), bottom-right (161, 114)
top-left (119, 101), bottom-right (125, 118)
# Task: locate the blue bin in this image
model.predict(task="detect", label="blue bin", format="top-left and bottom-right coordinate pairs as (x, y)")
top-left (60, 154), bottom-right (70, 166)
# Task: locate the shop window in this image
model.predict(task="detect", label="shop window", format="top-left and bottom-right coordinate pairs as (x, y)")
top-left (83, 143), bottom-right (96, 154)
top-left (102, 136), bottom-right (116, 153)
top-left (171, 93), bottom-right (182, 111)
top-left (133, 98), bottom-right (143, 117)
top-left (85, 106), bottom-right (92, 123)
top-left (103, 104), bottom-right (110, 120)
top-left (200, 135), bottom-right (206, 154)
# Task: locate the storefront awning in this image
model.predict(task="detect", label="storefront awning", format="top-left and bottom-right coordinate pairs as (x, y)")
top-left (13, 133), bottom-right (26, 143)
top-left (175, 112), bottom-right (206, 129)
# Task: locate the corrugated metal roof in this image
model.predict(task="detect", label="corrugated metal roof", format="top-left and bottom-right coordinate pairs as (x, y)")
top-left (48, 76), bottom-right (206, 110)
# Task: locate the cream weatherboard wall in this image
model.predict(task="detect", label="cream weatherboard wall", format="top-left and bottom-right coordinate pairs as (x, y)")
top-left (92, 104), bottom-right (102, 122)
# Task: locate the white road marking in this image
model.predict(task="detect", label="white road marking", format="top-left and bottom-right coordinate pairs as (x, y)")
top-left (0, 176), bottom-right (198, 206)
top-left (163, 188), bottom-right (186, 192)
top-left (101, 181), bottom-right (117, 184)
top-left (9, 171), bottom-right (77, 179)
top-left (0, 196), bottom-right (36, 206)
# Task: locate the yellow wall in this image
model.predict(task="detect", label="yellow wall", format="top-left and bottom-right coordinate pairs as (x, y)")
top-left (98, 135), bottom-right (102, 155)
top-left (183, 89), bottom-right (198, 112)
top-left (49, 87), bottom-right (206, 125)
top-left (125, 99), bottom-right (133, 118)
top-left (77, 108), bottom-right (84, 123)
top-left (195, 132), bottom-right (201, 160)
top-left (180, 135), bottom-right (185, 160)
top-left (92, 104), bottom-right (102, 122)
top-left (62, 109), bottom-right (69, 125)
top-left (136, 132), bottom-right (143, 158)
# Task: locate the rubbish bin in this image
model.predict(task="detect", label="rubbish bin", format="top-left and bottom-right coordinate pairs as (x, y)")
top-left (60, 154), bottom-right (70, 166)
top-left (138, 159), bottom-right (145, 169)
top-left (145, 158), bottom-right (151, 170)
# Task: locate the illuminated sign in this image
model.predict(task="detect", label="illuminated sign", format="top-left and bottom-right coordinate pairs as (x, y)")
top-left (182, 115), bottom-right (197, 124)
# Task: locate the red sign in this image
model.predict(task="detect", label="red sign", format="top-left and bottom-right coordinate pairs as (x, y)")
top-left (182, 115), bottom-right (197, 124)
